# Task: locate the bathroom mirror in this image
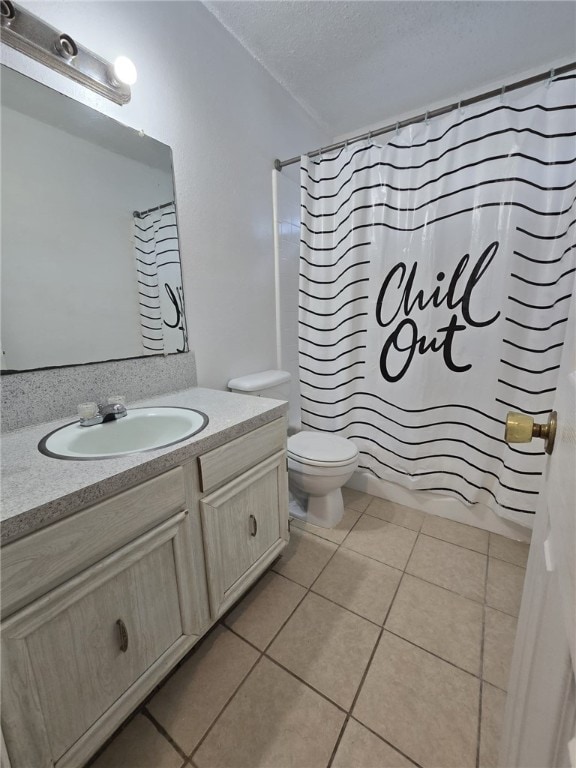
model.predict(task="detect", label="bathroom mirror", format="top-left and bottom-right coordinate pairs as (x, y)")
top-left (1, 65), bottom-right (188, 373)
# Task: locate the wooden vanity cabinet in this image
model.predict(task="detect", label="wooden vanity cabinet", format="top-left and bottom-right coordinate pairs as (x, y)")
top-left (2, 512), bottom-right (198, 768)
top-left (201, 450), bottom-right (289, 617)
top-left (196, 418), bottom-right (290, 617)
top-left (1, 417), bottom-right (288, 768)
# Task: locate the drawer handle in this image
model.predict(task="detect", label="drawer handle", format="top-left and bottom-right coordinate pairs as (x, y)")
top-left (116, 619), bottom-right (129, 653)
top-left (249, 514), bottom-right (258, 537)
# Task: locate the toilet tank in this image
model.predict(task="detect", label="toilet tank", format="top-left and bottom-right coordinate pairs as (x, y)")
top-left (228, 370), bottom-right (291, 401)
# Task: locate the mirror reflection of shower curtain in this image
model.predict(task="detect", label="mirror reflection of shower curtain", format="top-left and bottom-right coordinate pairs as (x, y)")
top-left (133, 202), bottom-right (188, 355)
top-left (299, 74), bottom-right (576, 525)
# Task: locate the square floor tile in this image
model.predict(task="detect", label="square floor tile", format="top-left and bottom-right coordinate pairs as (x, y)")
top-left (193, 657), bottom-right (345, 768)
top-left (342, 487), bottom-right (373, 512)
top-left (480, 684), bottom-right (507, 768)
top-left (365, 498), bottom-right (425, 532)
top-left (272, 528), bottom-right (337, 587)
top-left (268, 592), bottom-right (379, 709)
top-left (343, 515), bottom-right (417, 570)
top-left (354, 632), bottom-right (480, 768)
top-left (486, 558), bottom-right (525, 616)
top-left (313, 548), bottom-right (401, 625)
top-left (291, 507), bottom-right (361, 544)
top-left (489, 533), bottom-right (530, 568)
top-left (146, 625), bottom-right (259, 754)
top-left (386, 574), bottom-right (483, 674)
top-left (91, 714), bottom-right (183, 768)
top-left (406, 534), bottom-right (487, 602)
top-left (483, 607), bottom-right (518, 690)
top-left (332, 718), bottom-right (416, 767)
top-left (224, 571), bottom-right (306, 650)
top-left (420, 515), bottom-right (489, 554)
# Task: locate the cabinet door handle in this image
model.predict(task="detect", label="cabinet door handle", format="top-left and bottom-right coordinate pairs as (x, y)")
top-left (116, 619), bottom-right (129, 652)
top-left (249, 514), bottom-right (258, 537)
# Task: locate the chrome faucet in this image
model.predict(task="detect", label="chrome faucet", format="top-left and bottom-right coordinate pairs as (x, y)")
top-left (78, 398), bottom-right (127, 426)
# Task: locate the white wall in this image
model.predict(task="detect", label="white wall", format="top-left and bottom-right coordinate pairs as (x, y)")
top-left (334, 57), bottom-right (576, 144)
top-left (1, 0), bottom-right (327, 388)
top-left (1, 103), bottom-right (174, 370)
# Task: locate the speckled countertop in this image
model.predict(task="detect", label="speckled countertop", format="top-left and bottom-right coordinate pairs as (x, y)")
top-left (1, 387), bottom-right (287, 546)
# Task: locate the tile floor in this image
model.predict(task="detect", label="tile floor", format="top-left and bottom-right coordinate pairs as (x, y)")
top-left (89, 490), bottom-right (529, 768)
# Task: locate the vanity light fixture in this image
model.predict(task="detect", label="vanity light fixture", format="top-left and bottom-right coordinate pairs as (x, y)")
top-left (0, 0), bottom-right (132, 104)
top-left (112, 56), bottom-right (137, 86)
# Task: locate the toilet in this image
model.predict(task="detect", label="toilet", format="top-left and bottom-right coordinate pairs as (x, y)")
top-left (227, 370), bottom-right (359, 528)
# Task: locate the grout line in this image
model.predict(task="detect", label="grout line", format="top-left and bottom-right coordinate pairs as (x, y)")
top-left (304, 536), bottom-right (342, 591)
top-left (382, 626), bottom-right (481, 680)
top-left (308, 587), bottom-right (383, 628)
top-left (362, 506), bottom-right (425, 534)
top-left (484, 602), bottom-right (522, 620)
top-left (188, 652), bottom-right (263, 761)
top-left (188, 533), bottom-right (352, 764)
top-left (337, 541), bottom-right (406, 572)
top-left (483, 679), bottom-right (509, 694)
top-left (400, 567), bottom-right (494, 612)
top-left (489, 552), bottom-right (528, 569)
top-left (348, 716), bottom-right (424, 768)
top-left (224, 576), bottom-right (363, 716)
top-left (142, 709), bottom-right (189, 762)
top-left (262, 589), bottom-right (313, 650)
top-left (289, 507), bottom-right (362, 545)
top-left (416, 531), bottom-right (489, 559)
top-left (327, 527), bottom-right (420, 768)
top-left (416, 529), bottom-right (490, 556)
top-left (262, 654), bottom-right (349, 714)
top-left (220, 621), bottom-right (263, 654)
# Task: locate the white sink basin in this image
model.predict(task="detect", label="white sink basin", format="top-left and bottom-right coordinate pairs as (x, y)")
top-left (39, 407), bottom-right (209, 460)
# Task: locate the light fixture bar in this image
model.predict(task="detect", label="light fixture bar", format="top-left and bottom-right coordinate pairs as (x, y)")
top-left (0, 0), bottom-right (131, 105)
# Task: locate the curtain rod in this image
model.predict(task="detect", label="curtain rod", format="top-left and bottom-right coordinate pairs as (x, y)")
top-left (133, 200), bottom-right (174, 219)
top-left (273, 61), bottom-right (576, 171)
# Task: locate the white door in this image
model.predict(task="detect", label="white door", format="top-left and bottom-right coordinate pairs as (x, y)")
top-left (500, 302), bottom-right (576, 767)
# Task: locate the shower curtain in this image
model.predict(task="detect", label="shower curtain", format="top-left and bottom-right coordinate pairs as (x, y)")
top-left (299, 75), bottom-right (575, 525)
top-left (133, 202), bottom-right (188, 355)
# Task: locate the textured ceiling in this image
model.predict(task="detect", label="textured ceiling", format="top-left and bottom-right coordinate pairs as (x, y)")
top-left (204, 1), bottom-right (576, 135)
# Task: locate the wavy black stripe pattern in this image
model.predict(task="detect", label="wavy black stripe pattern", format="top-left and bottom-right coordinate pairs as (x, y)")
top-left (298, 77), bottom-right (575, 521)
top-left (133, 203), bottom-right (188, 355)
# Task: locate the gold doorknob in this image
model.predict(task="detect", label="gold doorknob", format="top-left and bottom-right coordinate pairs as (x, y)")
top-left (505, 410), bottom-right (557, 455)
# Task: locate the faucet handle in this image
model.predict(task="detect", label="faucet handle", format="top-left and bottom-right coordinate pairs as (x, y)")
top-left (107, 395), bottom-right (125, 406)
top-left (78, 402), bottom-right (99, 420)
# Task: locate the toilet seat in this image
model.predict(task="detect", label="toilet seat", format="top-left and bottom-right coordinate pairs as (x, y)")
top-left (287, 431), bottom-right (358, 468)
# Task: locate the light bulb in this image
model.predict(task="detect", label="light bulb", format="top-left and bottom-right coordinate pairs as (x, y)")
top-left (113, 56), bottom-right (137, 86)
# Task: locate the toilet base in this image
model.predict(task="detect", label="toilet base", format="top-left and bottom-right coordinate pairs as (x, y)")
top-left (306, 488), bottom-right (344, 528)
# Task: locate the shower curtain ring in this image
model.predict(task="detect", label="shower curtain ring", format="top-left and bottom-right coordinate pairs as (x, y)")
top-left (546, 68), bottom-right (555, 88)
top-left (457, 100), bottom-right (463, 115)
top-left (425, 110), bottom-right (430, 126)
top-left (395, 122), bottom-right (400, 137)
top-left (500, 85), bottom-right (506, 103)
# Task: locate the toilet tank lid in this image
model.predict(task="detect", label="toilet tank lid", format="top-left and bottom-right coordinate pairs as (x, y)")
top-left (228, 370), bottom-right (291, 392)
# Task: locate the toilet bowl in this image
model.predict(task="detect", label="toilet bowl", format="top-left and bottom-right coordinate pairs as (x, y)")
top-left (287, 431), bottom-right (359, 528)
top-left (227, 369), bottom-right (359, 529)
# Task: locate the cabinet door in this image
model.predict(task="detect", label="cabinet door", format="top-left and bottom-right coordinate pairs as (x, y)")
top-left (200, 450), bottom-right (289, 618)
top-left (2, 511), bottom-right (200, 768)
